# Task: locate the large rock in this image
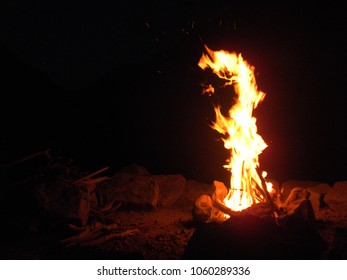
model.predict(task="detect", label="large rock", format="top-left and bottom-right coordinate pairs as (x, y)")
top-left (192, 195), bottom-right (214, 223)
top-left (281, 180), bottom-right (321, 200)
top-left (120, 164), bottom-right (151, 176)
top-left (267, 178), bottom-right (280, 193)
top-left (325, 181), bottom-right (347, 214)
top-left (152, 175), bottom-right (186, 208)
top-left (212, 181), bottom-right (228, 201)
top-left (183, 179), bottom-right (214, 203)
top-left (36, 181), bottom-right (90, 226)
top-left (306, 183), bottom-right (331, 219)
top-left (100, 172), bottom-right (159, 210)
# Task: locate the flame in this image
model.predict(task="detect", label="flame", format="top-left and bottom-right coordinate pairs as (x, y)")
top-left (199, 45), bottom-right (270, 211)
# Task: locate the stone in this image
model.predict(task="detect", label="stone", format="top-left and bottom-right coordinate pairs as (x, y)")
top-left (212, 180), bottom-right (228, 201)
top-left (306, 183), bottom-right (331, 218)
top-left (152, 175), bottom-right (186, 208)
top-left (183, 179), bottom-right (214, 203)
top-left (100, 172), bottom-right (159, 210)
top-left (36, 181), bottom-right (90, 226)
top-left (192, 195), bottom-right (213, 223)
top-left (281, 180), bottom-right (321, 201)
top-left (325, 181), bottom-right (347, 214)
top-left (267, 178), bottom-right (280, 192)
top-left (120, 164), bottom-right (151, 176)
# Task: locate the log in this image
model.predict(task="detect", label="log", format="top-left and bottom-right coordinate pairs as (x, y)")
top-left (212, 198), bottom-right (239, 218)
top-left (256, 167), bottom-right (280, 215)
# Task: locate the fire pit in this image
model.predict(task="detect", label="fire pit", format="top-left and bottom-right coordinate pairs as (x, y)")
top-left (186, 46), bottom-right (327, 259)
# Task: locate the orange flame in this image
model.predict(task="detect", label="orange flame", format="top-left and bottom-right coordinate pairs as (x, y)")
top-left (199, 45), bottom-right (270, 211)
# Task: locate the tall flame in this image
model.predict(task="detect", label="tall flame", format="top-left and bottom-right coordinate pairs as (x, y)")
top-left (199, 45), bottom-right (270, 211)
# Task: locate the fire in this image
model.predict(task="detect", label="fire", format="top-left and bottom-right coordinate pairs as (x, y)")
top-left (199, 45), bottom-right (271, 212)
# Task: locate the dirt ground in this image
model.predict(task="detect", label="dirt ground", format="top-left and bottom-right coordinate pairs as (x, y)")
top-left (103, 206), bottom-right (347, 260)
top-left (1, 192), bottom-right (196, 260)
top-left (2, 170), bottom-right (347, 260)
top-left (4, 204), bottom-right (347, 260)
top-left (2, 201), bottom-right (347, 260)
top-left (101, 202), bottom-right (195, 259)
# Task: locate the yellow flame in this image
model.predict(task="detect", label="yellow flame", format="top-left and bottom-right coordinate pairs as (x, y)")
top-left (199, 45), bottom-right (269, 211)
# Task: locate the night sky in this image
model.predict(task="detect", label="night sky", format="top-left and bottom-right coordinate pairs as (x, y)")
top-left (1, 1), bottom-right (346, 185)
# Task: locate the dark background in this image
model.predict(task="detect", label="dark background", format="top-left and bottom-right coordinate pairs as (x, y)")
top-left (1, 1), bottom-right (346, 185)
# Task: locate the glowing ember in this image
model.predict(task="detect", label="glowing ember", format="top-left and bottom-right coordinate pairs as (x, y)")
top-left (199, 45), bottom-right (271, 212)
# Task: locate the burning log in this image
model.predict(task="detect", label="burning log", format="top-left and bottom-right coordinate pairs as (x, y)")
top-left (256, 167), bottom-right (281, 215)
top-left (193, 181), bottom-right (240, 223)
top-left (212, 198), bottom-right (239, 218)
top-left (186, 186), bottom-right (324, 260)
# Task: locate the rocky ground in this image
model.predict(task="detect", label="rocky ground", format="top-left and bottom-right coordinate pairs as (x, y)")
top-left (2, 158), bottom-right (347, 260)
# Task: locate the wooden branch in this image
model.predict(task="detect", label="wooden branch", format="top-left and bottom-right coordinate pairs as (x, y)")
top-left (61, 222), bottom-right (119, 247)
top-left (62, 222), bottom-right (103, 245)
top-left (251, 181), bottom-right (267, 202)
top-left (87, 176), bottom-right (111, 185)
top-left (79, 229), bottom-right (140, 247)
top-left (8, 149), bottom-right (51, 167)
top-left (73, 167), bottom-right (109, 185)
top-left (101, 201), bottom-right (122, 213)
top-left (68, 224), bottom-right (85, 233)
top-left (82, 176), bottom-right (111, 193)
top-left (96, 189), bottom-right (104, 208)
top-left (212, 198), bottom-right (239, 218)
top-left (256, 167), bottom-right (280, 215)
top-left (90, 207), bottom-right (106, 223)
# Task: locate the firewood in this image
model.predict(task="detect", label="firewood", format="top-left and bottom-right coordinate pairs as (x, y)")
top-left (62, 222), bottom-right (103, 244)
top-left (79, 229), bottom-right (140, 247)
top-left (7, 148), bottom-right (51, 167)
top-left (61, 222), bottom-right (119, 247)
top-left (90, 207), bottom-right (106, 222)
top-left (256, 167), bottom-right (280, 215)
top-left (88, 176), bottom-right (111, 189)
top-left (80, 176), bottom-right (111, 193)
top-left (68, 223), bottom-right (85, 232)
top-left (100, 198), bottom-right (122, 213)
top-left (73, 167), bottom-right (109, 185)
top-left (212, 198), bottom-right (239, 218)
